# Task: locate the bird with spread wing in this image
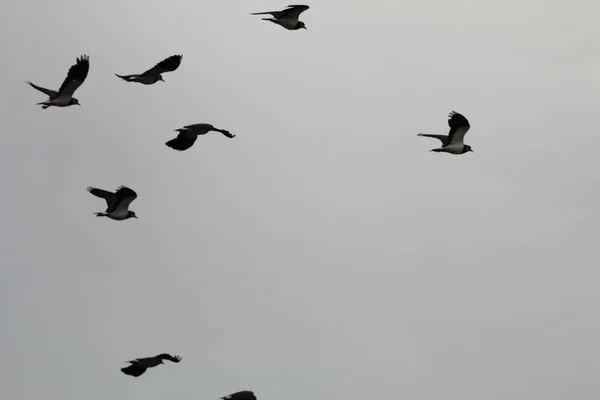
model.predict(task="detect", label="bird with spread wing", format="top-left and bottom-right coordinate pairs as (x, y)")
top-left (86, 185), bottom-right (138, 221)
top-left (251, 5), bottom-right (309, 30)
top-left (418, 111), bottom-right (474, 155)
top-left (120, 353), bottom-right (182, 377)
top-left (116, 55), bottom-right (183, 85)
top-left (26, 55), bottom-right (90, 109)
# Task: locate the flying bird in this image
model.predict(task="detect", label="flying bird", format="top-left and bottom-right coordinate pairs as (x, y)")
top-left (87, 185), bottom-right (138, 220)
top-left (251, 5), bottom-right (309, 30)
top-left (220, 391), bottom-right (257, 400)
top-left (418, 111), bottom-right (474, 154)
top-left (120, 354), bottom-right (182, 377)
top-left (115, 55), bottom-right (182, 84)
top-left (26, 55), bottom-right (90, 109)
top-left (166, 123), bottom-right (235, 151)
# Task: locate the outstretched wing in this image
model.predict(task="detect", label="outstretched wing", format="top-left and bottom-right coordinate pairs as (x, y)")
top-left (26, 81), bottom-right (57, 99)
top-left (183, 123), bottom-right (213, 131)
top-left (166, 131), bottom-right (198, 151)
top-left (221, 391), bottom-right (257, 400)
top-left (141, 55), bottom-right (183, 77)
top-left (219, 130), bottom-right (236, 139)
top-left (279, 5), bottom-right (309, 20)
top-left (56, 55), bottom-right (90, 99)
top-left (447, 111), bottom-right (470, 145)
top-left (113, 186), bottom-right (138, 213)
top-left (157, 353), bottom-right (182, 363)
top-left (87, 186), bottom-right (117, 212)
top-left (417, 133), bottom-right (449, 145)
top-left (121, 363), bottom-right (147, 377)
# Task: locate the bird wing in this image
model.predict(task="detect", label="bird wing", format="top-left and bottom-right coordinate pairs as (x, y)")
top-left (447, 111), bottom-right (470, 145)
top-left (250, 9), bottom-right (286, 18)
top-left (26, 81), bottom-right (58, 98)
top-left (219, 130), bottom-right (235, 139)
top-left (121, 363), bottom-right (147, 377)
top-left (221, 391), bottom-right (256, 400)
top-left (87, 187), bottom-right (118, 212)
top-left (166, 132), bottom-right (197, 151)
top-left (157, 353), bottom-right (182, 363)
top-left (182, 123), bottom-right (213, 133)
top-left (56, 55), bottom-right (90, 99)
top-left (141, 55), bottom-right (183, 77)
top-left (417, 134), bottom-right (449, 145)
top-left (113, 186), bottom-right (137, 213)
top-left (279, 5), bottom-right (310, 20)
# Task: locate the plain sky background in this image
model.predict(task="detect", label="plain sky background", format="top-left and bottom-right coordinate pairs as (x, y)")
top-left (1, 1), bottom-right (599, 399)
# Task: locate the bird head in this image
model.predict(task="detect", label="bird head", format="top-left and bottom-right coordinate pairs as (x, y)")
top-left (463, 145), bottom-right (474, 153)
top-left (70, 98), bottom-right (81, 106)
top-left (128, 211), bottom-right (138, 219)
top-left (298, 22), bottom-right (307, 29)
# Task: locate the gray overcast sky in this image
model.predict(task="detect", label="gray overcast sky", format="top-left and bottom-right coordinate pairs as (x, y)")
top-left (1, 1), bottom-right (599, 399)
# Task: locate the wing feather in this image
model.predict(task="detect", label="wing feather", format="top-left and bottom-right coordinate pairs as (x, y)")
top-left (121, 363), bottom-right (147, 377)
top-left (157, 353), bottom-right (182, 363)
top-left (447, 111), bottom-right (470, 145)
top-left (183, 123), bottom-right (213, 131)
top-left (87, 186), bottom-right (118, 211)
top-left (280, 5), bottom-right (309, 20)
top-left (166, 132), bottom-right (197, 151)
top-left (26, 81), bottom-right (57, 98)
top-left (141, 55), bottom-right (183, 77)
top-left (113, 186), bottom-right (137, 213)
top-left (56, 55), bottom-right (89, 99)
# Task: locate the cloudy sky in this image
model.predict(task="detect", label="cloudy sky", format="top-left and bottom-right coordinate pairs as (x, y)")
top-left (1, 1), bottom-right (599, 399)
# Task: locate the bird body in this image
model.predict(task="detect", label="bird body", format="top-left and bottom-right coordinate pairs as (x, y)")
top-left (251, 5), bottom-right (309, 30)
top-left (418, 111), bottom-right (473, 155)
top-left (87, 186), bottom-right (138, 221)
top-left (116, 55), bottom-right (182, 85)
top-left (166, 123), bottom-right (235, 151)
top-left (121, 353), bottom-right (181, 377)
top-left (27, 55), bottom-right (89, 108)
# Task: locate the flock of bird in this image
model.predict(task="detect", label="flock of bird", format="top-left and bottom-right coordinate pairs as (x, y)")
top-left (22, 3), bottom-right (476, 394)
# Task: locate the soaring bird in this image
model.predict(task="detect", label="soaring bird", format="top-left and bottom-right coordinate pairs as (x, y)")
top-left (26, 55), bottom-right (90, 109)
top-left (418, 111), bottom-right (474, 154)
top-left (251, 5), bottom-right (309, 30)
top-left (87, 186), bottom-right (138, 220)
top-left (220, 391), bottom-right (257, 400)
top-left (166, 123), bottom-right (235, 151)
top-left (115, 55), bottom-right (183, 85)
top-left (120, 354), bottom-right (182, 377)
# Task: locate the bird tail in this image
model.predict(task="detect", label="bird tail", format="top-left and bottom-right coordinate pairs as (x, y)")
top-left (250, 11), bottom-right (274, 15)
top-left (94, 212), bottom-right (107, 217)
top-left (262, 18), bottom-right (277, 22)
top-left (36, 101), bottom-right (50, 109)
top-left (429, 148), bottom-right (445, 152)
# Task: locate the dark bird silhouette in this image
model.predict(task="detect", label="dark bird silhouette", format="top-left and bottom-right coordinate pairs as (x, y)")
top-left (27, 55), bottom-right (90, 109)
top-left (87, 185), bottom-right (138, 220)
top-left (418, 111), bottom-right (474, 154)
top-left (116, 55), bottom-right (182, 85)
top-left (251, 5), bottom-right (309, 30)
top-left (166, 123), bottom-right (235, 151)
top-left (220, 391), bottom-right (257, 400)
top-left (121, 354), bottom-right (182, 377)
